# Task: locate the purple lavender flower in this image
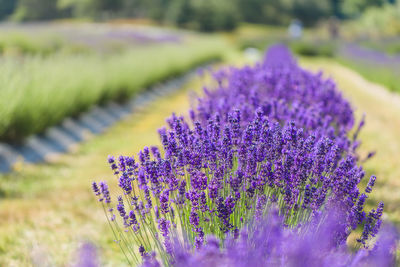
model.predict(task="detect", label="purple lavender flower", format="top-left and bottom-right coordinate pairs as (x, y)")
top-left (128, 210), bottom-right (138, 227)
top-left (117, 196), bottom-right (127, 219)
top-left (139, 245), bottom-right (146, 257)
top-left (99, 181), bottom-right (111, 203)
top-left (108, 155), bottom-right (119, 174)
top-left (160, 190), bottom-right (170, 214)
top-left (190, 210), bottom-right (200, 227)
top-left (92, 182), bottom-right (100, 196)
top-left (365, 175), bottom-right (377, 193)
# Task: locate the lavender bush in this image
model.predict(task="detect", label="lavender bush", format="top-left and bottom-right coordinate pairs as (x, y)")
top-left (92, 45), bottom-right (384, 266)
top-left (196, 44), bottom-right (356, 150)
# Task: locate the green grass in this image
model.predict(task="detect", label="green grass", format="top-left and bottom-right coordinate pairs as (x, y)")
top-left (0, 35), bottom-right (228, 142)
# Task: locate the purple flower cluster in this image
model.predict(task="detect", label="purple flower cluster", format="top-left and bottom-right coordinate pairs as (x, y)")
top-left (92, 45), bottom-right (384, 265)
top-left (196, 44), bottom-right (355, 147)
top-left (142, 208), bottom-right (398, 267)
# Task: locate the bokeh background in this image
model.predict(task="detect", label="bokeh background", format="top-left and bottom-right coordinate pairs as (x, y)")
top-left (0, 0), bottom-right (399, 266)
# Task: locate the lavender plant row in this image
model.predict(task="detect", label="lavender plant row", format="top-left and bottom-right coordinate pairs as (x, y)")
top-left (92, 45), bottom-right (384, 266)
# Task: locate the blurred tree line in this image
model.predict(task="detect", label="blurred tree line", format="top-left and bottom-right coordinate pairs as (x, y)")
top-left (0, 0), bottom-right (396, 30)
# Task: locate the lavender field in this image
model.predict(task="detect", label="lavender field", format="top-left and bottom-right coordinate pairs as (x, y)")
top-left (0, 19), bottom-right (399, 267)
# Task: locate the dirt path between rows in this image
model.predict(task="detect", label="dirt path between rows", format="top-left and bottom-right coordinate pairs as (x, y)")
top-left (303, 59), bottom-right (400, 224)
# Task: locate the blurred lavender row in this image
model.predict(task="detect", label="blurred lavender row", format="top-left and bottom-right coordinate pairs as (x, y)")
top-left (142, 208), bottom-right (398, 267)
top-left (0, 22), bottom-right (183, 54)
top-left (339, 43), bottom-right (400, 70)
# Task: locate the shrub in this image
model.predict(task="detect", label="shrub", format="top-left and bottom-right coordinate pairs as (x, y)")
top-left (290, 41), bottom-right (335, 57)
top-left (93, 45), bottom-right (383, 266)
